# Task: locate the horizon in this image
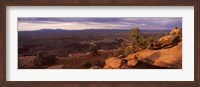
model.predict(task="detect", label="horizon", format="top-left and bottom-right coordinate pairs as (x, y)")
top-left (18, 17), bottom-right (182, 31)
top-left (18, 28), bottom-right (173, 32)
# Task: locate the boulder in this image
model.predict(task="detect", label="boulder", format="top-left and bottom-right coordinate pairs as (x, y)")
top-left (104, 57), bottom-right (123, 69)
top-left (104, 64), bottom-right (111, 69)
top-left (154, 27), bottom-right (181, 49)
top-left (154, 34), bottom-right (180, 49)
top-left (47, 65), bottom-right (64, 69)
top-left (136, 41), bottom-right (182, 69)
top-left (125, 54), bottom-right (137, 61)
top-left (169, 27), bottom-right (182, 35)
top-left (124, 54), bottom-right (138, 67)
top-left (127, 59), bottom-right (138, 67)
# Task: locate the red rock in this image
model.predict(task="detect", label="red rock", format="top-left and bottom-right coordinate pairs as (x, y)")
top-left (127, 59), bottom-right (138, 67)
top-left (104, 57), bottom-right (122, 69)
top-left (47, 65), bottom-right (64, 69)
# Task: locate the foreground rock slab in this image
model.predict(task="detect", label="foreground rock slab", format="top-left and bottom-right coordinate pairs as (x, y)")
top-left (104, 57), bottom-right (123, 69)
top-left (127, 59), bottom-right (138, 67)
top-left (136, 41), bottom-right (182, 69)
top-left (125, 54), bottom-right (138, 67)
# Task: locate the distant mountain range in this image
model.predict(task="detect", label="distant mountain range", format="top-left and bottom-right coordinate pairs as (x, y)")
top-left (19, 29), bottom-right (171, 33)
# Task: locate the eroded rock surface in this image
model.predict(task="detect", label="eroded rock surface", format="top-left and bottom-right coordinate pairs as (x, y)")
top-left (104, 57), bottom-right (123, 69)
top-left (154, 27), bottom-right (182, 49)
top-left (123, 28), bottom-right (182, 69)
top-left (135, 41), bottom-right (182, 69)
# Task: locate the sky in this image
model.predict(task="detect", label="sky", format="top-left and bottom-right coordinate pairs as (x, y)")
top-left (18, 17), bottom-right (182, 31)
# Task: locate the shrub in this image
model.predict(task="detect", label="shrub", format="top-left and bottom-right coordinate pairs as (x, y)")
top-left (129, 28), bottom-right (154, 51)
top-left (95, 61), bottom-right (103, 67)
top-left (113, 47), bottom-right (135, 57)
top-left (34, 51), bottom-right (57, 68)
top-left (124, 47), bottom-right (135, 56)
top-left (89, 43), bottom-right (99, 56)
top-left (113, 47), bottom-right (124, 57)
top-left (82, 61), bottom-right (91, 68)
top-left (146, 36), bottom-right (154, 49)
top-left (130, 28), bottom-right (141, 51)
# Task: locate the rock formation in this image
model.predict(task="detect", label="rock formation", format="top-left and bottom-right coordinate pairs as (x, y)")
top-left (154, 27), bottom-right (182, 49)
top-left (104, 27), bottom-right (182, 69)
top-left (125, 54), bottom-right (138, 67)
top-left (104, 57), bottom-right (123, 69)
top-left (125, 27), bottom-right (182, 69)
top-left (135, 41), bottom-right (182, 68)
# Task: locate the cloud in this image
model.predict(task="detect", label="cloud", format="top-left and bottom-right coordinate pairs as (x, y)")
top-left (18, 17), bottom-right (182, 31)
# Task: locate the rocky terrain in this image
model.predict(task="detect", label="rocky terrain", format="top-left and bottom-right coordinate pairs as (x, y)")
top-left (18, 28), bottom-right (181, 69)
top-left (104, 27), bottom-right (182, 69)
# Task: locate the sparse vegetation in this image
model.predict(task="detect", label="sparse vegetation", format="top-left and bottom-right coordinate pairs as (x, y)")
top-left (34, 51), bottom-right (57, 68)
top-left (113, 47), bottom-right (124, 57)
top-left (113, 47), bottom-right (135, 58)
top-left (110, 28), bottom-right (156, 58)
top-left (89, 43), bottom-right (100, 56)
top-left (82, 61), bottom-right (92, 68)
top-left (19, 29), bottom-right (170, 69)
top-left (95, 61), bottom-right (103, 67)
top-left (146, 36), bottom-right (154, 49)
top-left (130, 28), bottom-right (141, 51)
top-left (124, 47), bottom-right (135, 56)
top-left (130, 28), bottom-right (154, 51)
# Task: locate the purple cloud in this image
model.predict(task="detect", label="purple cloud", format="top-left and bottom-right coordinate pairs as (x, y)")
top-left (18, 17), bottom-right (182, 30)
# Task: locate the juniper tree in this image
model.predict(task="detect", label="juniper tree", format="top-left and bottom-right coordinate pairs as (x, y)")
top-left (129, 28), bottom-right (154, 51)
top-left (130, 28), bottom-right (141, 51)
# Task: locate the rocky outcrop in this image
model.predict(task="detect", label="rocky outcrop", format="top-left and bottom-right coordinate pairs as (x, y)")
top-left (153, 35), bottom-right (180, 49)
top-left (125, 54), bottom-right (138, 67)
top-left (154, 27), bottom-right (182, 49)
top-left (123, 27), bottom-right (182, 69)
top-left (104, 57), bottom-right (123, 69)
top-left (47, 65), bottom-right (64, 69)
top-left (136, 41), bottom-right (182, 68)
top-left (127, 59), bottom-right (138, 67)
top-left (125, 54), bottom-right (136, 60)
top-left (169, 27), bottom-right (182, 36)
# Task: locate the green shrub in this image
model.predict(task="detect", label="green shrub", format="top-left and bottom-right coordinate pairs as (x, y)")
top-left (130, 28), bottom-right (141, 51)
top-left (113, 47), bottom-right (124, 57)
top-left (129, 28), bottom-right (154, 51)
top-left (124, 47), bottom-right (135, 56)
top-left (113, 47), bottom-right (135, 57)
top-left (34, 51), bottom-right (57, 68)
top-left (89, 43), bottom-right (99, 56)
top-left (146, 36), bottom-right (154, 49)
